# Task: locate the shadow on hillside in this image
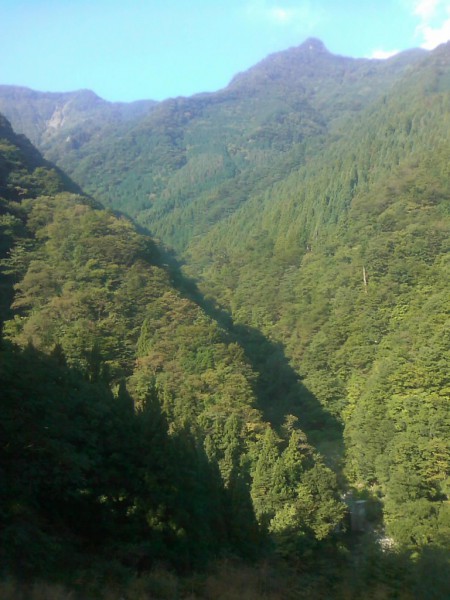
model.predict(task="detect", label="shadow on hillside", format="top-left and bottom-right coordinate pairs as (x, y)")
top-left (0, 240), bottom-right (17, 336)
top-left (158, 249), bottom-right (344, 467)
top-left (0, 339), bottom-right (261, 579)
top-left (106, 210), bottom-right (344, 466)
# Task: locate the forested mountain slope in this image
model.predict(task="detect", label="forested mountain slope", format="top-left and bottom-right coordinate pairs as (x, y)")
top-left (184, 42), bottom-right (450, 550)
top-left (0, 115), bottom-right (347, 589)
top-left (4, 38), bottom-right (446, 552)
top-left (0, 40), bottom-right (425, 252)
top-left (0, 113), bottom-right (83, 322)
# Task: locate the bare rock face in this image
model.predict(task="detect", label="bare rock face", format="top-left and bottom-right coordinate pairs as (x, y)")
top-left (0, 86), bottom-right (157, 148)
top-left (47, 104), bottom-right (67, 130)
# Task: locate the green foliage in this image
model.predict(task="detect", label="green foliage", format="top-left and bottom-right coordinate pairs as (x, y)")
top-left (1, 116), bottom-right (345, 585)
top-left (178, 44), bottom-right (450, 555)
top-left (0, 339), bottom-right (242, 579)
top-left (2, 38), bottom-right (450, 593)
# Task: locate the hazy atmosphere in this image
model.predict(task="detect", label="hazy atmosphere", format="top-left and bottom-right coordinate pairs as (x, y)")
top-left (2, 0), bottom-right (450, 101)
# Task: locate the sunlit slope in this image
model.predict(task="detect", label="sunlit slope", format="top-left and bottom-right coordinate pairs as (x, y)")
top-left (183, 42), bottom-right (450, 549)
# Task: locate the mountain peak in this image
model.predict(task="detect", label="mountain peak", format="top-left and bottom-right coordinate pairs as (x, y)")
top-left (300, 38), bottom-right (328, 53)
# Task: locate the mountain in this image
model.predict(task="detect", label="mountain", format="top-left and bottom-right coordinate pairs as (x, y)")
top-left (0, 85), bottom-right (158, 187)
top-left (0, 112), bottom-right (349, 592)
top-left (0, 40), bottom-right (426, 251)
top-left (1, 37), bottom-right (449, 597)
top-left (184, 41), bottom-right (450, 551)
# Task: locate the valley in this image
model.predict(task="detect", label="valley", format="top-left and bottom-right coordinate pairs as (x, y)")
top-left (0, 38), bottom-right (449, 599)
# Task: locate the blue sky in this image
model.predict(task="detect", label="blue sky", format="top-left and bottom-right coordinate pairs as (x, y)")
top-left (2, 0), bottom-right (450, 102)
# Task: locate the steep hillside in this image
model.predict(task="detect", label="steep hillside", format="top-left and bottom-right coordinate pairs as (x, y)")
top-left (0, 112), bottom-right (80, 203)
top-left (184, 42), bottom-right (450, 550)
top-left (0, 85), bottom-right (157, 148)
top-left (0, 113), bottom-right (83, 324)
top-left (0, 116), bottom-right (348, 587)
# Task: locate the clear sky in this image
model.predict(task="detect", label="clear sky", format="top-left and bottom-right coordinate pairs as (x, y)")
top-left (1, 0), bottom-right (450, 102)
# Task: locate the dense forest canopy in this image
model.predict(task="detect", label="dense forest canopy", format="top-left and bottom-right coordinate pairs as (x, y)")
top-left (0, 38), bottom-right (449, 598)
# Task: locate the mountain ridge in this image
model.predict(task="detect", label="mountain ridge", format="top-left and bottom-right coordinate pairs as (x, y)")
top-left (0, 84), bottom-right (158, 149)
top-left (0, 39), bottom-right (427, 147)
top-left (0, 38), bottom-right (429, 257)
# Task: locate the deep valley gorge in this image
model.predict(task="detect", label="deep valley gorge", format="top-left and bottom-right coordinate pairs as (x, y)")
top-left (0, 38), bottom-right (449, 599)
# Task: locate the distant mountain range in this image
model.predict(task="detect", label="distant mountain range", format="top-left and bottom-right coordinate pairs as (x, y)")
top-left (0, 39), bottom-right (427, 250)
